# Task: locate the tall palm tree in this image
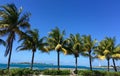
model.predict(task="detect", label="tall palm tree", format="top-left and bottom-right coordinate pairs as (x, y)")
top-left (17, 29), bottom-right (48, 70)
top-left (47, 27), bottom-right (67, 71)
top-left (0, 4), bottom-right (30, 69)
top-left (94, 37), bottom-right (120, 72)
top-left (82, 35), bottom-right (97, 71)
top-left (107, 37), bottom-right (120, 72)
top-left (112, 47), bottom-right (120, 72)
top-left (67, 33), bottom-right (83, 74)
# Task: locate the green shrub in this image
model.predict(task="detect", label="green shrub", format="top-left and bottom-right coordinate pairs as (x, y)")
top-left (43, 69), bottom-right (70, 75)
top-left (3, 69), bottom-right (9, 75)
top-left (93, 70), bottom-right (106, 76)
top-left (105, 71), bottom-right (120, 76)
top-left (22, 68), bottom-right (33, 75)
top-left (33, 70), bottom-right (41, 75)
top-left (78, 70), bottom-right (93, 76)
top-left (0, 69), bottom-right (4, 75)
top-left (78, 70), bottom-right (120, 76)
top-left (9, 68), bottom-right (22, 76)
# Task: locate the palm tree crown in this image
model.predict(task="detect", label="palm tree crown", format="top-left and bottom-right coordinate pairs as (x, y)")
top-left (67, 33), bottom-right (83, 74)
top-left (17, 29), bottom-right (48, 70)
top-left (47, 27), bottom-right (67, 71)
top-left (0, 3), bottom-right (31, 69)
top-left (95, 37), bottom-right (120, 71)
top-left (82, 35), bottom-right (97, 71)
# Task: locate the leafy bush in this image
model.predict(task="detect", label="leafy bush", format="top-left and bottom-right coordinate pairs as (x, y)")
top-left (9, 68), bottom-right (23, 76)
top-left (78, 70), bottom-right (93, 76)
top-left (33, 70), bottom-right (41, 75)
top-left (0, 69), bottom-right (120, 76)
top-left (78, 70), bottom-right (120, 76)
top-left (43, 69), bottom-right (70, 75)
top-left (0, 69), bottom-right (4, 75)
top-left (22, 68), bottom-right (33, 75)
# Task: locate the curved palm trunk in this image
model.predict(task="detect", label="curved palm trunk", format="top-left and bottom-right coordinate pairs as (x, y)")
top-left (7, 33), bottom-right (14, 70)
top-left (107, 59), bottom-right (110, 71)
top-left (7, 47), bottom-right (12, 69)
top-left (112, 58), bottom-right (117, 72)
top-left (75, 57), bottom-right (78, 74)
top-left (57, 50), bottom-right (60, 71)
top-left (89, 51), bottom-right (92, 71)
top-left (31, 51), bottom-right (35, 70)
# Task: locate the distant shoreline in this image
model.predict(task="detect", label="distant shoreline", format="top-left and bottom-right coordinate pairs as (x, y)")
top-left (10, 62), bottom-right (54, 65)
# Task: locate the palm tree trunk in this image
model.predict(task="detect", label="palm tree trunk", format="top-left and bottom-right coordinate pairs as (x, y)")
top-left (7, 34), bottom-right (14, 70)
top-left (89, 51), bottom-right (92, 71)
top-left (31, 51), bottom-right (35, 70)
top-left (7, 49), bottom-right (12, 69)
top-left (75, 57), bottom-right (78, 74)
top-left (107, 59), bottom-right (110, 71)
top-left (112, 58), bottom-right (117, 72)
top-left (57, 50), bottom-right (60, 71)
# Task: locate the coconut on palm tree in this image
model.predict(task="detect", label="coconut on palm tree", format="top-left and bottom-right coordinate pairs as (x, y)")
top-left (17, 29), bottom-right (48, 70)
top-left (66, 33), bottom-right (83, 74)
top-left (82, 35), bottom-right (97, 71)
top-left (0, 4), bottom-right (31, 69)
top-left (47, 27), bottom-right (67, 71)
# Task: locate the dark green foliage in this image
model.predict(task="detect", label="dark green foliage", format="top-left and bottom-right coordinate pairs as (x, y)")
top-left (0, 68), bottom-right (41, 76)
top-left (78, 70), bottom-right (120, 76)
top-left (43, 69), bottom-right (70, 75)
top-left (9, 68), bottom-right (23, 76)
top-left (78, 70), bottom-right (93, 76)
top-left (0, 69), bottom-right (120, 76)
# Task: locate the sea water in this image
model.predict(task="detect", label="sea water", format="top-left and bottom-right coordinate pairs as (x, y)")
top-left (0, 63), bottom-right (116, 71)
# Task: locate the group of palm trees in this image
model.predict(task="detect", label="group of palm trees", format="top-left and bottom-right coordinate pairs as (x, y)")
top-left (0, 3), bottom-right (120, 74)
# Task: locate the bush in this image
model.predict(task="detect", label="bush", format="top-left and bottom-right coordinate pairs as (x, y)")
top-left (33, 70), bottom-right (41, 75)
top-left (9, 68), bottom-right (22, 76)
top-left (0, 69), bottom-right (4, 75)
top-left (78, 70), bottom-right (120, 76)
top-left (78, 70), bottom-right (93, 76)
top-left (43, 69), bottom-right (70, 75)
top-left (0, 69), bottom-right (120, 76)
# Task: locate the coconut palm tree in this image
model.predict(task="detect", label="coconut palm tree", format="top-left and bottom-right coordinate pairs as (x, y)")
top-left (107, 37), bottom-right (120, 72)
top-left (0, 4), bottom-right (30, 69)
top-left (66, 33), bottom-right (83, 74)
top-left (82, 35), bottom-right (97, 71)
top-left (47, 27), bottom-right (67, 71)
top-left (94, 37), bottom-right (120, 72)
top-left (17, 29), bottom-right (48, 70)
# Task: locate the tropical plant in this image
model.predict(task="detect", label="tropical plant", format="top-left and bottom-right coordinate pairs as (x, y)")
top-left (82, 35), bottom-right (97, 71)
top-left (94, 37), bottom-right (120, 72)
top-left (47, 27), bottom-right (67, 71)
top-left (112, 45), bottom-right (120, 72)
top-left (66, 33), bottom-right (83, 74)
top-left (17, 29), bottom-right (48, 70)
top-left (0, 4), bottom-right (30, 69)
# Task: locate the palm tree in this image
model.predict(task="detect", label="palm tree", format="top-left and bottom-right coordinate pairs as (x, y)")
top-left (47, 27), bottom-right (67, 71)
top-left (17, 29), bottom-right (48, 70)
top-left (67, 33), bottom-right (83, 74)
top-left (94, 37), bottom-right (120, 71)
top-left (0, 4), bottom-right (30, 69)
top-left (82, 35), bottom-right (97, 71)
top-left (107, 37), bottom-right (120, 72)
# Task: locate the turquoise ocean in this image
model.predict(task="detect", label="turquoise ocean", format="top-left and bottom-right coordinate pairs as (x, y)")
top-left (0, 63), bottom-right (117, 71)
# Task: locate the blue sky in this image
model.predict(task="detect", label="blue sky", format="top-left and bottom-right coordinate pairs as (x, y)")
top-left (0, 0), bottom-right (120, 66)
